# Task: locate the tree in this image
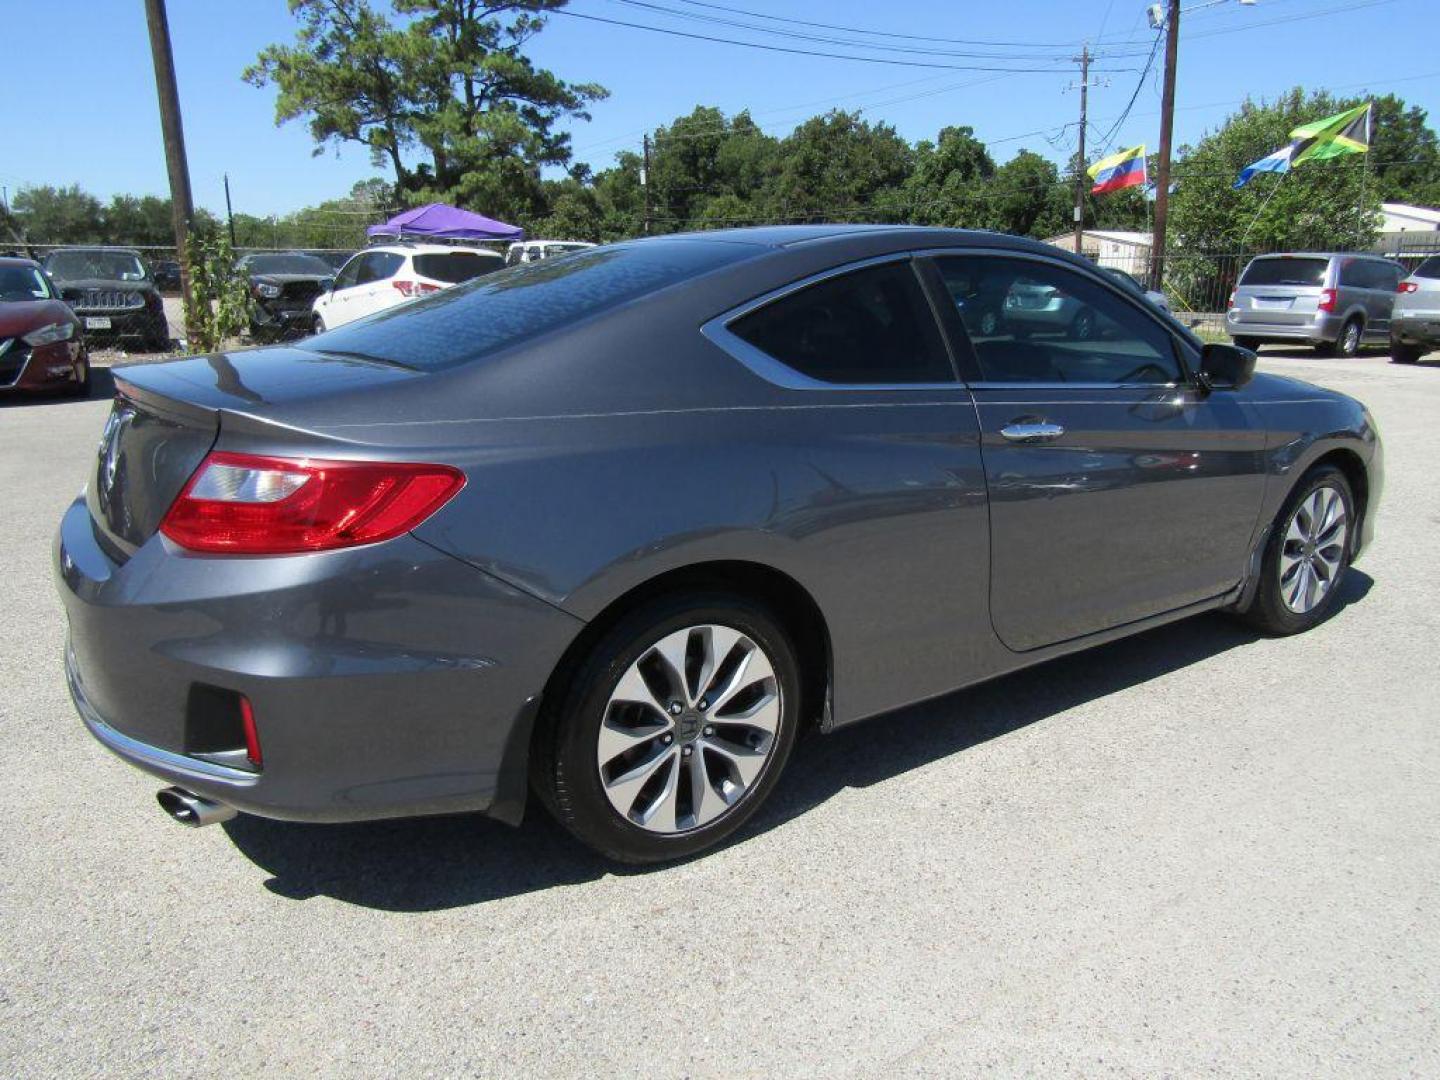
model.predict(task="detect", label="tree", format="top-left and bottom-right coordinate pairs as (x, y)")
top-left (11, 185), bottom-right (105, 244)
top-left (903, 125), bottom-right (997, 228)
top-left (989, 151), bottom-right (1067, 238)
top-left (763, 111), bottom-right (912, 223)
top-left (246, 0), bottom-right (605, 221)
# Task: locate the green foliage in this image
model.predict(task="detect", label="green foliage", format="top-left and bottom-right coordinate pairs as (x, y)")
top-left (231, 178), bottom-right (393, 250)
top-left (246, 0), bottom-right (605, 222)
top-left (184, 232), bottom-right (254, 354)
top-left (5, 185), bottom-right (221, 247)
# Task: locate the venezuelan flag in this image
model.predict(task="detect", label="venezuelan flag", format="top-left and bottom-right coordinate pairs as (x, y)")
top-left (1087, 144), bottom-right (1148, 195)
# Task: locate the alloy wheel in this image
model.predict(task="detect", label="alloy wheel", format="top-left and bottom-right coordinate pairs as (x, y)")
top-left (1279, 484), bottom-right (1348, 614)
top-left (596, 624), bottom-right (781, 834)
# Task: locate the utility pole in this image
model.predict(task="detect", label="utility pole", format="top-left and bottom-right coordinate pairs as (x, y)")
top-left (1073, 44), bottom-right (1091, 255)
top-left (223, 173), bottom-right (236, 248)
top-left (143, 0), bottom-right (196, 342)
top-left (1149, 0), bottom-right (1181, 291)
top-left (642, 133), bottom-right (653, 236)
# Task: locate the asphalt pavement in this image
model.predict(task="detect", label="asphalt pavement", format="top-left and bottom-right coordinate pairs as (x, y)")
top-left (1, 349), bottom-right (1437, 1077)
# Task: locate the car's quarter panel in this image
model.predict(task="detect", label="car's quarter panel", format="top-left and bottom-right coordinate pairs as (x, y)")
top-left (411, 387), bottom-right (994, 728)
top-left (55, 497), bottom-right (584, 822)
top-left (970, 385), bottom-right (1269, 651)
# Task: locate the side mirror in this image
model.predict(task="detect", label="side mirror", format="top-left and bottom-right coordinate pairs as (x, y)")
top-left (320, 277), bottom-right (335, 293)
top-left (1198, 341), bottom-right (1256, 390)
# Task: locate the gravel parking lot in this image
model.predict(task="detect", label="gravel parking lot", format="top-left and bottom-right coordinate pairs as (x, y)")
top-left (2, 349), bottom-right (1437, 1077)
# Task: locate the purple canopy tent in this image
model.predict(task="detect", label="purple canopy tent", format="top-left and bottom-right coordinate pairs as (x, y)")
top-left (366, 203), bottom-right (524, 241)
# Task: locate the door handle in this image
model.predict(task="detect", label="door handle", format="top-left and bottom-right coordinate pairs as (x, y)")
top-left (999, 422), bottom-right (1065, 442)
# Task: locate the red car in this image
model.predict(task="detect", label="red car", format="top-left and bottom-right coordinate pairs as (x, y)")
top-left (0, 257), bottom-right (90, 396)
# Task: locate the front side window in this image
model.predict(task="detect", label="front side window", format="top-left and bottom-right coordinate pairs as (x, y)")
top-left (332, 255), bottom-right (362, 291)
top-left (728, 261), bottom-right (954, 385)
top-left (935, 256), bottom-right (1181, 385)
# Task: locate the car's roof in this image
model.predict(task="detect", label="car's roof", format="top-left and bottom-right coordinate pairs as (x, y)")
top-left (1247, 251), bottom-right (1390, 261)
top-left (0, 256), bottom-right (42, 268)
top-left (366, 242), bottom-right (503, 257)
top-left (47, 246), bottom-right (143, 255)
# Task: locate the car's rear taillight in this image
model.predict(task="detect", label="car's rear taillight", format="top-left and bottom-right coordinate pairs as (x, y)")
top-left (239, 695), bottom-right (262, 768)
top-left (1228, 291), bottom-right (1237, 308)
top-left (1318, 288), bottom-right (1337, 313)
top-left (1398, 281), bottom-right (1419, 294)
top-left (392, 280), bottom-right (442, 298)
top-left (159, 451), bottom-right (465, 554)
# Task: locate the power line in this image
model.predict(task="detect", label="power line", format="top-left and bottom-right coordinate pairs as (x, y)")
top-left (552, 9), bottom-right (1140, 73)
top-left (603, 0), bottom-right (1150, 61)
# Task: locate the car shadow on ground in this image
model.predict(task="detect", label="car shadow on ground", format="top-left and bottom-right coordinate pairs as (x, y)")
top-left (0, 366), bottom-right (117, 408)
top-left (225, 570), bottom-right (1373, 912)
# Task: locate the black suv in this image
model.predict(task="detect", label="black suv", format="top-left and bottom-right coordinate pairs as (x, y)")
top-left (237, 252), bottom-right (336, 341)
top-left (43, 247), bottom-right (169, 352)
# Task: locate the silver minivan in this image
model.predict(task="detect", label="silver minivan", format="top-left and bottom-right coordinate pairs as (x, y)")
top-left (1227, 253), bottom-right (1406, 356)
top-left (1390, 255), bottom-right (1440, 364)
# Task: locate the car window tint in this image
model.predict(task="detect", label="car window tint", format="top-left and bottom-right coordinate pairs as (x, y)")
top-left (357, 252), bottom-right (403, 285)
top-left (413, 252), bottom-right (501, 284)
top-left (728, 261), bottom-right (953, 385)
top-left (1340, 258), bottom-right (1386, 289)
top-left (303, 241), bottom-right (756, 371)
top-left (934, 255), bottom-right (1180, 385)
top-left (1414, 256), bottom-right (1440, 280)
top-left (0, 265), bottom-right (51, 300)
top-left (1240, 258), bottom-right (1328, 287)
top-left (332, 256), bottom-right (362, 290)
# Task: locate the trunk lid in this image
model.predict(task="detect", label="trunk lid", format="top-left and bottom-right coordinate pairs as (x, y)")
top-left (1232, 256), bottom-right (1330, 325)
top-left (89, 347), bottom-right (422, 560)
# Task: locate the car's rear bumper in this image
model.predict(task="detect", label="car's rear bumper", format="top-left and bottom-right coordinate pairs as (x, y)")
top-left (1391, 315), bottom-right (1440, 348)
top-left (1225, 310), bottom-right (1342, 342)
top-left (54, 496), bottom-right (583, 824)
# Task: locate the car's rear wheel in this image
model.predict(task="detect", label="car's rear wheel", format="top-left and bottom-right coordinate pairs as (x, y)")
top-left (1324, 318), bottom-right (1362, 358)
top-left (1233, 336), bottom-right (1261, 352)
top-left (534, 593), bottom-right (801, 863)
top-left (1390, 339), bottom-right (1423, 364)
top-left (1241, 465), bottom-right (1354, 635)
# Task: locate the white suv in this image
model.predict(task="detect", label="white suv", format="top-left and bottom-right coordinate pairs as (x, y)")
top-left (311, 243), bottom-right (504, 331)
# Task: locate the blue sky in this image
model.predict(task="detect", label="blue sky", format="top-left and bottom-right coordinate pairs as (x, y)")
top-left (3, 0), bottom-right (1435, 218)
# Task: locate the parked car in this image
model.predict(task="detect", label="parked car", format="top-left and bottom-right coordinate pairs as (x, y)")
top-left (43, 246), bottom-right (169, 352)
top-left (56, 226), bottom-right (1382, 863)
top-left (311, 243), bottom-right (503, 331)
top-left (237, 252), bottom-right (337, 341)
top-left (1389, 255), bottom-right (1440, 364)
top-left (1226, 252), bottom-right (1405, 357)
top-left (505, 239), bottom-right (596, 266)
top-left (1100, 266), bottom-right (1172, 313)
top-left (152, 259), bottom-right (182, 294)
top-left (0, 257), bottom-right (89, 396)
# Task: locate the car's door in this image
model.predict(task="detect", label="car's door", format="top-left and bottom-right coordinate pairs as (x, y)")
top-left (1369, 260), bottom-right (1404, 336)
top-left (928, 252), bottom-right (1269, 652)
top-left (351, 251), bottom-right (406, 319)
top-left (321, 254), bottom-right (363, 326)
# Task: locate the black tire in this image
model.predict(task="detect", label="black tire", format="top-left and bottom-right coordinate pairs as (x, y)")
top-left (70, 356), bottom-right (90, 398)
top-left (1324, 318), bottom-right (1362, 358)
top-left (533, 592), bottom-right (802, 864)
top-left (1233, 336), bottom-right (1261, 352)
top-left (1069, 307), bottom-right (1096, 341)
top-left (1241, 465), bottom-right (1354, 636)
top-left (1390, 339), bottom-right (1423, 364)
top-left (312, 314), bottom-right (327, 336)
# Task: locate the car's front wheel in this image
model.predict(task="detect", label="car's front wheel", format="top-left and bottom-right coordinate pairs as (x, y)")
top-left (1233, 336), bottom-right (1261, 352)
top-left (534, 594), bottom-right (801, 863)
top-left (1241, 465), bottom-right (1354, 635)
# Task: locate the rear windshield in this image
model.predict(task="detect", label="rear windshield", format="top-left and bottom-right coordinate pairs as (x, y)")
top-left (302, 241), bottom-right (755, 371)
top-left (1239, 257), bottom-right (1328, 287)
top-left (1413, 256), bottom-right (1440, 280)
top-left (412, 251), bottom-right (501, 284)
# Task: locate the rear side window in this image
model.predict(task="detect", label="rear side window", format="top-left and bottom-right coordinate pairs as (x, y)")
top-left (302, 241), bottom-right (756, 371)
top-left (1240, 258), bottom-right (1328, 287)
top-left (357, 251), bottom-right (404, 284)
top-left (729, 261), bottom-right (954, 385)
top-left (413, 252), bottom-right (501, 284)
top-left (1339, 258), bottom-right (1390, 289)
top-left (1414, 256), bottom-right (1440, 279)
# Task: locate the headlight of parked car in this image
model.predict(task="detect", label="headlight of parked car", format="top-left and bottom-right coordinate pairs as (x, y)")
top-left (255, 282), bottom-right (282, 299)
top-left (22, 321), bottom-right (76, 347)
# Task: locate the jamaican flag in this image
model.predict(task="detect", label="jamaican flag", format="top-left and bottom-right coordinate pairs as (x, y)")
top-left (1233, 103), bottom-right (1372, 188)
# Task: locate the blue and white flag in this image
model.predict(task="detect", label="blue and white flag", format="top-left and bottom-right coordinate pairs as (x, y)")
top-left (1233, 144), bottom-right (1293, 189)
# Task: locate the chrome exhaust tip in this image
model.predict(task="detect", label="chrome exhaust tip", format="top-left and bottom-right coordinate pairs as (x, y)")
top-left (157, 786), bottom-right (237, 828)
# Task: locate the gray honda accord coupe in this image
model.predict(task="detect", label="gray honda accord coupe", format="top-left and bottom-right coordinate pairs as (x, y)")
top-left (55, 225), bottom-right (1382, 863)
